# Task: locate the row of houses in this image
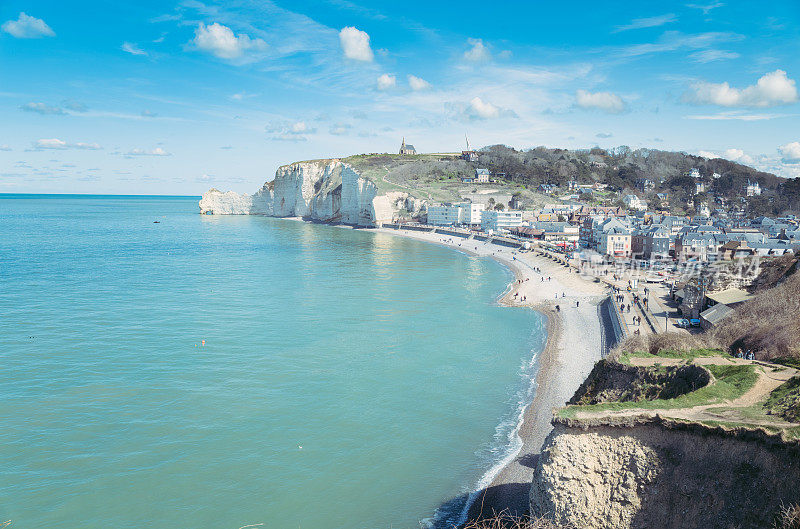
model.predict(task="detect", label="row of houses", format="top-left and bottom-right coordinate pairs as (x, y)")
top-left (578, 213), bottom-right (800, 261)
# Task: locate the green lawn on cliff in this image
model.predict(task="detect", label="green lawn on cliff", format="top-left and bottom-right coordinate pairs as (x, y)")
top-left (342, 153), bottom-right (552, 206)
top-left (558, 363), bottom-right (758, 418)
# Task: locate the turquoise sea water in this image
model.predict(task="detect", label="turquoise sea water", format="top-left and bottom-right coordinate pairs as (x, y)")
top-left (0, 195), bottom-right (545, 529)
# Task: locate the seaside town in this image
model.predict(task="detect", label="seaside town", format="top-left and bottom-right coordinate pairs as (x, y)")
top-left (382, 140), bottom-right (800, 340)
top-left (7, 1), bottom-right (800, 527)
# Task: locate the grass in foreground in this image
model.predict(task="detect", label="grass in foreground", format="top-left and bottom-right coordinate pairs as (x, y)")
top-left (616, 348), bottom-right (730, 365)
top-left (694, 420), bottom-right (800, 440)
top-left (559, 364), bottom-right (758, 418)
top-left (774, 357), bottom-right (800, 370)
top-left (764, 376), bottom-right (800, 423)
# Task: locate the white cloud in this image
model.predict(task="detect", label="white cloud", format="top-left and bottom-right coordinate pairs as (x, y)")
top-left (722, 148), bottom-right (753, 164)
top-left (122, 42), bottom-right (147, 56)
top-left (266, 120), bottom-right (316, 141)
top-left (687, 2), bottom-right (725, 15)
top-left (339, 26), bottom-right (373, 62)
top-left (376, 73), bottom-right (396, 90)
top-left (614, 13), bottom-right (677, 33)
top-left (75, 143), bottom-right (102, 150)
top-left (231, 91), bottom-right (258, 101)
top-left (683, 70), bottom-right (798, 107)
top-left (575, 89), bottom-right (626, 113)
top-left (35, 138), bottom-right (65, 149)
top-left (615, 31), bottom-right (741, 59)
top-left (689, 49), bottom-right (739, 63)
top-left (192, 22), bottom-right (267, 60)
top-left (21, 102), bottom-right (65, 115)
top-left (468, 97), bottom-right (500, 119)
top-left (0, 145), bottom-right (12, 151)
top-left (779, 142), bottom-right (800, 164)
top-left (126, 147), bottom-right (171, 156)
top-left (33, 139), bottom-right (102, 150)
top-left (685, 111), bottom-right (791, 121)
top-left (329, 122), bottom-right (352, 135)
top-left (699, 148), bottom-right (754, 165)
top-left (290, 121), bottom-right (309, 133)
top-left (62, 99), bottom-right (88, 113)
top-left (1, 12), bottom-right (55, 38)
top-left (408, 75), bottom-right (431, 91)
top-left (464, 38), bottom-right (490, 62)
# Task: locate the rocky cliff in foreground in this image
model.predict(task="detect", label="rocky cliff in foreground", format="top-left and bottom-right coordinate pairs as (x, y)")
top-left (531, 417), bottom-right (800, 529)
top-left (530, 347), bottom-right (800, 529)
top-left (199, 159), bottom-right (423, 226)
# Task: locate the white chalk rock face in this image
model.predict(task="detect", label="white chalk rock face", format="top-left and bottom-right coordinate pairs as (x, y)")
top-left (199, 159), bottom-right (419, 226)
top-left (198, 185), bottom-right (274, 215)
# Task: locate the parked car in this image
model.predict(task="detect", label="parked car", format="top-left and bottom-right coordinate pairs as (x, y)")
top-left (676, 318), bottom-right (690, 328)
top-left (690, 318), bottom-right (702, 327)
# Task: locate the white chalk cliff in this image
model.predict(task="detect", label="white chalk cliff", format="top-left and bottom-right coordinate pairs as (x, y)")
top-left (199, 159), bottom-right (423, 226)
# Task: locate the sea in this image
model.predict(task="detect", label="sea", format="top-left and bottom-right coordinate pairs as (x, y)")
top-left (0, 194), bottom-right (546, 529)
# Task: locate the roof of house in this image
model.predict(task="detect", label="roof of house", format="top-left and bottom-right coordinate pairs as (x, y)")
top-left (644, 224), bottom-right (669, 236)
top-left (476, 168), bottom-right (490, 175)
top-left (532, 221), bottom-right (570, 232)
top-left (706, 288), bottom-right (753, 306)
top-left (700, 303), bottom-right (734, 325)
top-left (511, 227), bottom-right (543, 236)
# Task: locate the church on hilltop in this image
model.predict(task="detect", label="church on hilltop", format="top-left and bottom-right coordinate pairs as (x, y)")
top-left (399, 138), bottom-right (416, 155)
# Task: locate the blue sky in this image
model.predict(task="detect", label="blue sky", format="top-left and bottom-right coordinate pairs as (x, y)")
top-left (2, 0), bottom-right (800, 194)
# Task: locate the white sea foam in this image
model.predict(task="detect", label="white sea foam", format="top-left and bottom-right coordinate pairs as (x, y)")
top-left (427, 315), bottom-right (546, 528)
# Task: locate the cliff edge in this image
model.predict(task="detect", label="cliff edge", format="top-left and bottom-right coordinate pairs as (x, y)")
top-left (199, 159), bottom-right (423, 227)
top-left (531, 350), bottom-right (800, 529)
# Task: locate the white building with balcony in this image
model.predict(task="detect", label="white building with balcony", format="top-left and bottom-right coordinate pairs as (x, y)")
top-left (427, 202), bottom-right (485, 226)
top-left (459, 202), bottom-right (485, 226)
top-left (481, 209), bottom-right (523, 232)
top-left (427, 204), bottom-right (462, 226)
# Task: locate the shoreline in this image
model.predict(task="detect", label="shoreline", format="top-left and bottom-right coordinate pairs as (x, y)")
top-left (370, 227), bottom-right (609, 524)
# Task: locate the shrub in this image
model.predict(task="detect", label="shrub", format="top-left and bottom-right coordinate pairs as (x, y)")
top-left (778, 503), bottom-right (800, 529)
top-left (461, 512), bottom-right (571, 529)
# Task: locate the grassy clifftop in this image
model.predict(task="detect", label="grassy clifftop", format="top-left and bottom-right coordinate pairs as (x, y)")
top-left (559, 348), bottom-right (800, 440)
top-left (341, 153), bottom-right (553, 207)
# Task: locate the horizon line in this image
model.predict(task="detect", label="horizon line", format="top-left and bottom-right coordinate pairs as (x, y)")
top-left (0, 192), bottom-right (202, 198)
